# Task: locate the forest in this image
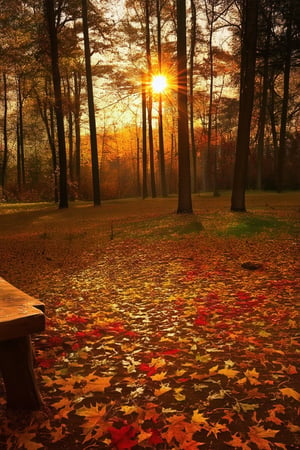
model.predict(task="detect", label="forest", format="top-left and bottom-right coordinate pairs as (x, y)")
top-left (0, 0), bottom-right (299, 212)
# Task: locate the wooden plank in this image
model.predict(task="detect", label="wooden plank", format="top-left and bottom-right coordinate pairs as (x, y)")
top-left (0, 305), bottom-right (45, 341)
top-left (0, 277), bottom-right (44, 312)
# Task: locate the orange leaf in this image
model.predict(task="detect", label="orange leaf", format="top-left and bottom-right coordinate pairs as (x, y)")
top-left (280, 387), bottom-right (300, 401)
top-left (150, 371), bottom-right (168, 381)
top-left (218, 368), bottom-right (240, 379)
top-left (248, 425), bottom-right (279, 450)
top-left (82, 375), bottom-right (112, 393)
top-left (226, 433), bottom-right (252, 449)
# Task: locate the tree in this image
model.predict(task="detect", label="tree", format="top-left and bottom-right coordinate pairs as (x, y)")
top-left (255, 0), bottom-right (272, 190)
top-left (276, 0), bottom-right (293, 192)
top-left (44, 0), bottom-right (68, 208)
top-left (0, 74), bottom-right (8, 199)
top-left (141, 72), bottom-right (148, 198)
top-left (176, 0), bottom-right (193, 214)
top-left (156, 0), bottom-right (167, 197)
top-left (231, 0), bottom-right (258, 212)
top-left (189, 0), bottom-right (197, 193)
top-left (82, 0), bottom-right (101, 206)
top-left (145, 0), bottom-right (156, 198)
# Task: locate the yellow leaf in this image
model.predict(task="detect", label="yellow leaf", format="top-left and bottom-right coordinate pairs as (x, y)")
top-left (137, 430), bottom-right (152, 443)
top-left (191, 409), bottom-right (209, 426)
top-left (150, 371), bottom-right (167, 381)
top-left (196, 353), bottom-right (211, 363)
top-left (154, 384), bottom-right (172, 396)
top-left (259, 330), bottom-right (271, 337)
top-left (218, 368), bottom-right (240, 379)
top-left (150, 357), bottom-right (166, 368)
top-left (280, 387), bottom-right (300, 401)
top-left (245, 368), bottom-right (260, 379)
top-left (174, 387), bottom-right (186, 401)
top-left (209, 365), bottom-right (219, 374)
top-left (120, 405), bottom-right (141, 415)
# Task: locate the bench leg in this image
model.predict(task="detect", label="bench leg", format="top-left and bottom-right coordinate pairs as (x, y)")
top-left (0, 336), bottom-right (43, 410)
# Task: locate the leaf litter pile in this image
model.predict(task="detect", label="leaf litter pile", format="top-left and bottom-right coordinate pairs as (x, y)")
top-left (0, 194), bottom-right (299, 450)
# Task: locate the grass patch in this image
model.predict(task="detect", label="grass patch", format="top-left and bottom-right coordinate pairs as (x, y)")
top-left (222, 214), bottom-right (291, 237)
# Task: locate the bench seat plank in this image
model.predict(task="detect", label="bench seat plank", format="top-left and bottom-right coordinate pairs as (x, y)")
top-left (0, 305), bottom-right (45, 341)
top-left (0, 277), bottom-right (45, 410)
top-left (0, 277), bottom-right (44, 312)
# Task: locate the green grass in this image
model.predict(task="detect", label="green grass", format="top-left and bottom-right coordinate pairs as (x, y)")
top-left (221, 214), bottom-right (288, 237)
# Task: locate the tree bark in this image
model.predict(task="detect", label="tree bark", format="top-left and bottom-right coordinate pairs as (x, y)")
top-left (231, 0), bottom-right (258, 212)
top-left (74, 71), bottom-right (81, 190)
top-left (277, 6), bottom-right (292, 192)
top-left (176, 0), bottom-right (193, 214)
top-left (44, 0), bottom-right (68, 209)
top-left (156, 0), bottom-right (167, 197)
top-left (0, 73), bottom-right (8, 197)
top-left (189, 0), bottom-right (197, 193)
top-left (145, 0), bottom-right (156, 198)
top-left (82, 0), bottom-right (101, 206)
top-left (142, 73), bottom-right (148, 199)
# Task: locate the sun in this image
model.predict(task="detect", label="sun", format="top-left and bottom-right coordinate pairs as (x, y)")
top-left (151, 74), bottom-right (167, 93)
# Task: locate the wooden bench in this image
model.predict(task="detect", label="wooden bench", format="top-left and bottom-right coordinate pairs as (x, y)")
top-left (0, 276), bottom-right (45, 410)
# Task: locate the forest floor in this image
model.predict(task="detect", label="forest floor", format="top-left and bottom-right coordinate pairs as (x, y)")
top-left (0, 191), bottom-right (299, 450)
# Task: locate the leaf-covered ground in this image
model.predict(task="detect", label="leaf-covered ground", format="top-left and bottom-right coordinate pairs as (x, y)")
top-left (0, 193), bottom-right (299, 450)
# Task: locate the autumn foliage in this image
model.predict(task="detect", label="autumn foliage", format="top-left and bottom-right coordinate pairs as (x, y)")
top-left (0, 193), bottom-right (299, 449)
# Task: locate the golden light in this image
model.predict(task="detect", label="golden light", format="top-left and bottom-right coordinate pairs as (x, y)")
top-left (151, 74), bottom-right (167, 94)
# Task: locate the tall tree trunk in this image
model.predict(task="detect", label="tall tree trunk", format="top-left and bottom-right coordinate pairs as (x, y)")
top-left (145, 0), bottom-right (156, 198)
top-left (142, 72), bottom-right (148, 199)
top-left (44, 0), bottom-right (68, 209)
top-left (136, 135), bottom-right (141, 196)
top-left (66, 76), bottom-right (74, 184)
top-left (0, 73), bottom-right (8, 198)
top-left (256, 6), bottom-right (271, 190)
top-left (156, 0), bottom-right (167, 197)
top-left (35, 80), bottom-right (59, 203)
top-left (17, 76), bottom-right (25, 190)
top-left (176, 0), bottom-right (193, 214)
top-left (74, 71), bottom-right (81, 189)
top-left (277, 6), bottom-right (292, 192)
top-left (268, 76), bottom-right (279, 186)
top-left (231, 0), bottom-right (258, 212)
top-left (189, 0), bottom-right (197, 193)
top-left (82, 0), bottom-right (101, 206)
top-left (205, 1), bottom-right (214, 193)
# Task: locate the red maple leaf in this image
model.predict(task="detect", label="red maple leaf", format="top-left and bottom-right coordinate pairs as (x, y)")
top-left (162, 348), bottom-right (180, 356)
top-left (109, 425), bottom-right (138, 449)
top-left (138, 363), bottom-right (157, 376)
top-left (107, 322), bottom-right (126, 333)
top-left (66, 314), bottom-right (88, 324)
top-left (148, 428), bottom-right (164, 445)
top-left (236, 291), bottom-right (251, 301)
